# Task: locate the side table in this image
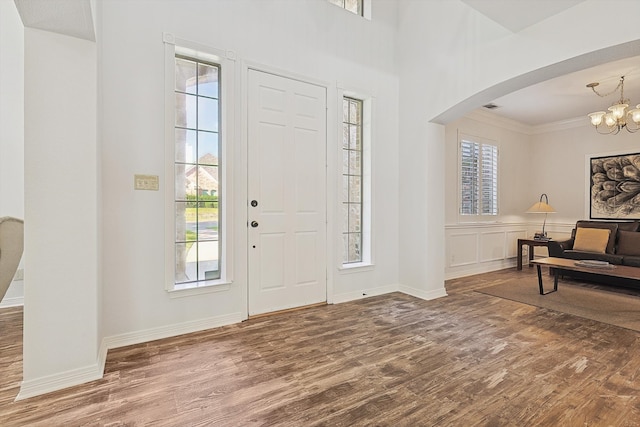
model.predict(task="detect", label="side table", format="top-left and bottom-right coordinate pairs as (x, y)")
top-left (517, 238), bottom-right (551, 270)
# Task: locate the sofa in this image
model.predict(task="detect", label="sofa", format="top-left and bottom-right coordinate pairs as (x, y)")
top-left (547, 220), bottom-right (640, 288)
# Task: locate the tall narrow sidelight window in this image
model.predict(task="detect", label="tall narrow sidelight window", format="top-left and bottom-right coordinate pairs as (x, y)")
top-left (342, 97), bottom-right (363, 263)
top-left (174, 55), bottom-right (221, 286)
top-left (460, 137), bottom-right (498, 216)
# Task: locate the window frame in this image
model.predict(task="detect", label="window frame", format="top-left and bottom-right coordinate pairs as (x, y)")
top-left (457, 133), bottom-right (499, 220)
top-left (342, 96), bottom-right (364, 264)
top-left (328, 0), bottom-right (372, 20)
top-left (163, 34), bottom-right (235, 295)
top-left (328, 0), bottom-right (363, 16)
top-left (338, 89), bottom-right (374, 270)
top-left (173, 55), bottom-right (222, 286)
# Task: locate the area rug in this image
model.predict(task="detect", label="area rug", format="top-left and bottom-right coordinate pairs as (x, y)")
top-left (477, 279), bottom-right (640, 332)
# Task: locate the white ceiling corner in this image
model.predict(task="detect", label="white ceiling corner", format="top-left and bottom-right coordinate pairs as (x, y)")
top-left (461, 0), bottom-right (585, 33)
top-left (14, 0), bottom-right (95, 42)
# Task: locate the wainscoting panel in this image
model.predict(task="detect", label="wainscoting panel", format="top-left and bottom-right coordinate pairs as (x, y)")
top-left (446, 222), bottom-right (576, 280)
top-left (448, 233), bottom-right (479, 267)
top-left (479, 231), bottom-right (506, 262)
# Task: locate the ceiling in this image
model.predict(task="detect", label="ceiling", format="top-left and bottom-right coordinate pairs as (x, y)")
top-left (14, 0), bottom-right (95, 42)
top-left (461, 0), bottom-right (585, 33)
top-left (484, 56), bottom-right (640, 127)
top-left (461, 0), bottom-right (640, 127)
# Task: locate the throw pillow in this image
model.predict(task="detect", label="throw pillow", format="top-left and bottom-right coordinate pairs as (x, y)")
top-left (573, 227), bottom-right (611, 253)
top-left (574, 221), bottom-right (618, 253)
top-left (616, 230), bottom-right (640, 256)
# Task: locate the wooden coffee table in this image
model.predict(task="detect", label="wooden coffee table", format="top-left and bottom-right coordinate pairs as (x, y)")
top-left (531, 257), bottom-right (640, 295)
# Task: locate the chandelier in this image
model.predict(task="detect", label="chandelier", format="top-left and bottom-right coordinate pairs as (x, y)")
top-left (587, 76), bottom-right (640, 134)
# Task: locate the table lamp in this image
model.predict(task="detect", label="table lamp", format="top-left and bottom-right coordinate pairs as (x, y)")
top-left (526, 193), bottom-right (556, 240)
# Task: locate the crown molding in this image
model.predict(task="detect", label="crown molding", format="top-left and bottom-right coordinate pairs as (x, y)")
top-left (465, 109), bottom-right (533, 134)
top-left (531, 116), bottom-right (586, 134)
top-left (466, 109), bottom-right (589, 136)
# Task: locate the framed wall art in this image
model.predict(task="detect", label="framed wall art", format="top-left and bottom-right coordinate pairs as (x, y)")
top-left (590, 152), bottom-right (640, 219)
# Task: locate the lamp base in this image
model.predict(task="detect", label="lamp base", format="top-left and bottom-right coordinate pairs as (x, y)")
top-left (533, 232), bottom-right (550, 241)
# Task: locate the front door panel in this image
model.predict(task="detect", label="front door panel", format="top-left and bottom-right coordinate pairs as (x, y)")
top-left (247, 70), bottom-right (327, 316)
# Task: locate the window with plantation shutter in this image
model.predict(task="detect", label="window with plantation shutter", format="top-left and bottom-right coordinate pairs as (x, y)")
top-left (460, 138), bottom-right (498, 216)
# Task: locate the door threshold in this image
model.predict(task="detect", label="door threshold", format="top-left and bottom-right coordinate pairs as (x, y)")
top-left (249, 302), bottom-right (327, 319)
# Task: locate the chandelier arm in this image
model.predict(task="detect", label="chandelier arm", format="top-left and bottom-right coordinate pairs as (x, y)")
top-left (627, 119), bottom-right (640, 132)
top-left (590, 78), bottom-right (623, 98)
top-left (595, 124), bottom-right (618, 135)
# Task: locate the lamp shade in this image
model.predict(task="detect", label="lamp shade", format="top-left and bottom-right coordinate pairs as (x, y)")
top-left (604, 113), bottom-right (617, 127)
top-left (609, 103), bottom-right (629, 120)
top-left (526, 201), bottom-right (556, 213)
top-left (629, 105), bottom-right (640, 124)
top-left (589, 111), bottom-right (605, 126)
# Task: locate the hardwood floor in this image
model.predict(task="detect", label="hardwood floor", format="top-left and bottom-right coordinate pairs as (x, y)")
top-left (2, 268), bottom-right (640, 426)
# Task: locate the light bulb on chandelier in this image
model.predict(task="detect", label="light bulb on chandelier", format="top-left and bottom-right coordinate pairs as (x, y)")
top-left (587, 76), bottom-right (640, 134)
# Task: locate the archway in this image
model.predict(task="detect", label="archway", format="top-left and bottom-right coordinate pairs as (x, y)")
top-left (431, 39), bottom-right (640, 125)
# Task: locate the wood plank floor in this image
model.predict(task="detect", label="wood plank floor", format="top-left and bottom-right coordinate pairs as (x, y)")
top-left (2, 268), bottom-right (640, 426)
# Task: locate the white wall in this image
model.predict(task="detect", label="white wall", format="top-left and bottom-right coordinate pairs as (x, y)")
top-left (20, 27), bottom-right (99, 398)
top-left (444, 112), bottom-right (533, 279)
top-left (99, 0), bottom-right (400, 341)
top-left (397, 0), bottom-right (640, 285)
top-left (0, 0), bottom-right (25, 306)
top-left (532, 121), bottom-right (640, 223)
top-left (445, 111), bottom-right (533, 225)
top-left (395, 0), bottom-right (451, 300)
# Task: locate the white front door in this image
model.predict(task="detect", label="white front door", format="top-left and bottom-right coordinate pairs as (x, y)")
top-left (247, 69), bottom-right (327, 316)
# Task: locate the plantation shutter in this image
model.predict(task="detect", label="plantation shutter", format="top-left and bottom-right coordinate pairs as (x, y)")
top-left (481, 144), bottom-right (498, 215)
top-left (460, 140), bottom-right (479, 215)
top-left (460, 139), bottom-right (498, 216)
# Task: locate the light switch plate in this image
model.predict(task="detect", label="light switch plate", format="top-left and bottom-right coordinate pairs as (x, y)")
top-left (134, 174), bottom-right (159, 191)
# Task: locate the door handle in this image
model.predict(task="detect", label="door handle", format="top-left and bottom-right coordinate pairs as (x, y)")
top-left (251, 221), bottom-right (259, 228)
top-left (251, 200), bottom-right (258, 207)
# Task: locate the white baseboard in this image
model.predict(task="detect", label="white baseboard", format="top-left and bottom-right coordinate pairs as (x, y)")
top-left (17, 312), bottom-right (244, 400)
top-left (16, 362), bottom-right (104, 401)
top-left (333, 282), bottom-right (449, 304)
top-left (332, 284), bottom-right (399, 304)
top-left (399, 284), bottom-right (448, 301)
top-left (445, 259), bottom-right (517, 280)
top-left (0, 295), bottom-right (24, 308)
top-left (101, 312), bottom-right (244, 351)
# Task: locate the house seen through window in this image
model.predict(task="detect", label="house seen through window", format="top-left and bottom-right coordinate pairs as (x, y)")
top-left (174, 55), bottom-right (221, 287)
